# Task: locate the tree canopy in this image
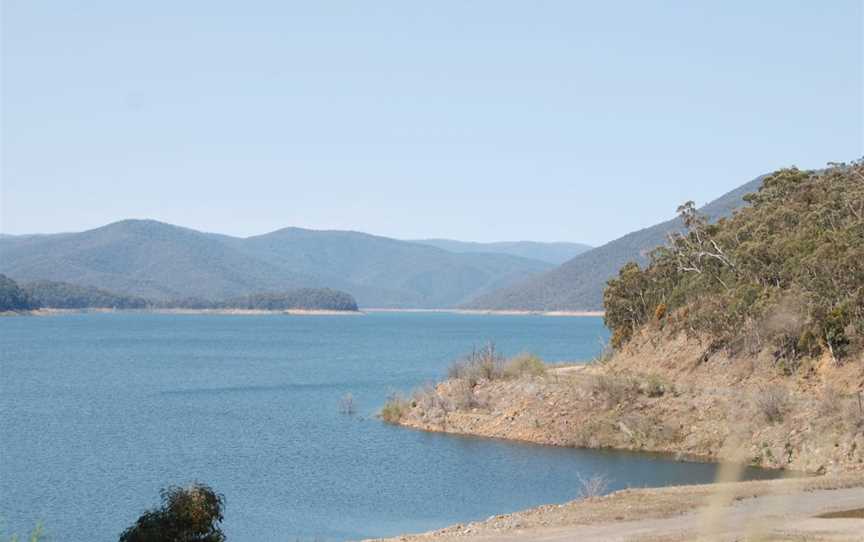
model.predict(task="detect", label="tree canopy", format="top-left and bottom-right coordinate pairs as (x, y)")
top-left (0, 274), bottom-right (35, 312)
top-left (23, 280), bottom-right (148, 309)
top-left (604, 161), bottom-right (864, 365)
top-left (119, 484), bottom-right (225, 542)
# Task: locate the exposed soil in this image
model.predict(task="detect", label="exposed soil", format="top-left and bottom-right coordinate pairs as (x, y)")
top-left (366, 474), bottom-right (864, 542)
top-left (391, 332), bottom-right (864, 473)
top-left (377, 332), bottom-right (864, 540)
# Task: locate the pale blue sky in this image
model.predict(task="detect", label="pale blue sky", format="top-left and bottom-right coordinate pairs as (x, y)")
top-left (1, 1), bottom-right (861, 245)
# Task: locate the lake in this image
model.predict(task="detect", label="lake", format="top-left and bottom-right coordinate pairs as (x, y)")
top-left (0, 312), bottom-right (780, 541)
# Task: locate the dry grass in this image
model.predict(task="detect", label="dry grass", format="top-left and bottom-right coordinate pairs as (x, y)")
top-left (754, 386), bottom-right (791, 424)
top-left (502, 353), bottom-right (547, 378)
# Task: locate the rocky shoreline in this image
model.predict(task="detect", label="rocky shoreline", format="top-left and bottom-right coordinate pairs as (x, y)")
top-left (377, 332), bottom-right (864, 539)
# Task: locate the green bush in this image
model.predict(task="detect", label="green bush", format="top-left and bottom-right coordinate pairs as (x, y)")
top-left (119, 483), bottom-right (225, 542)
top-left (380, 393), bottom-right (410, 424)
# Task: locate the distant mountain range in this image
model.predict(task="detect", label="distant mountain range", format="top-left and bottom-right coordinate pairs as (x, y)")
top-left (0, 175), bottom-right (767, 311)
top-left (0, 221), bottom-right (560, 308)
top-left (463, 175), bottom-right (766, 311)
top-left (410, 239), bottom-right (592, 265)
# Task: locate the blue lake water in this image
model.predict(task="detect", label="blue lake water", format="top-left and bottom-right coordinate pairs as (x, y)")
top-left (0, 312), bottom-right (780, 541)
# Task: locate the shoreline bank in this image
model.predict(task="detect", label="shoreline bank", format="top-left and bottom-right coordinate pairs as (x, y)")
top-left (1, 308), bottom-right (364, 316)
top-left (367, 473), bottom-right (864, 541)
top-left (363, 308), bottom-right (605, 317)
top-left (378, 332), bottom-right (864, 539)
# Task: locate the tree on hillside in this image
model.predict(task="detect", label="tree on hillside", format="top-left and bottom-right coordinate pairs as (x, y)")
top-left (119, 483), bottom-right (225, 542)
top-left (604, 160), bottom-right (864, 365)
top-left (0, 274), bottom-right (36, 311)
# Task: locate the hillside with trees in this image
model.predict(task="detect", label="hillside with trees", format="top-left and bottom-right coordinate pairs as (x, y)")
top-left (23, 280), bottom-right (149, 309)
top-left (0, 274), bottom-right (35, 312)
top-left (0, 221), bottom-right (551, 308)
top-left (388, 162), bottom-right (864, 479)
top-left (155, 289), bottom-right (359, 311)
top-left (0, 273), bottom-right (359, 313)
top-left (411, 239), bottom-right (592, 265)
top-left (462, 175), bottom-right (765, 311)
top-left (604, 161), bottom-right (863, 364)
top-left (220, 289), bottom-right (358, 311)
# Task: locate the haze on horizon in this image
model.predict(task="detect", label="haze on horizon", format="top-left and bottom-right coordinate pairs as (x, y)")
top-left (1, 1), bottom-right (861, 246)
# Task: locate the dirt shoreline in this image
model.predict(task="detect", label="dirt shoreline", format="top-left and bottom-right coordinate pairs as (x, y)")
top-left (380, 332), bottom-right (864, 540)
top-left (366, 474), bottom-right (864, 541)
top-left (364, 308), bottom-right (605, 317)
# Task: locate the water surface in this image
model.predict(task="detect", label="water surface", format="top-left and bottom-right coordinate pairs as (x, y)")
top-left (0, 312), bottom-right (779, 541)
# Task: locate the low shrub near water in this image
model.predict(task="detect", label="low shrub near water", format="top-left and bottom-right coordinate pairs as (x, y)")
top-left (576, 473), bottom-right (610, 499)
top-left (502, 353), bottom-right (547, 378)
top-left (447, 343), bottom-right (547, 385)
top-left (380, 393), bottom-right (410, 424)
top-left (447, 343), bottom-right (506, 384)
top-left (380, 345), bottom-right (549, 422)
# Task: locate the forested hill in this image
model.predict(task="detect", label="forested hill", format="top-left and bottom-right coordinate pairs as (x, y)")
top-left (0, 273), bottom-right (359, 312)
top-left (604, 161), bottom-right (863, 363)
top-left (462, 174), bottom-right (765, 311)
top-left (0, 274), bottom-right (35, 312)
top-left (173, 289), bottom-right (359, 311)
top-left (411, 239), bottom-right (592, 265)
top-left (0, 221), bottom-right (551, 308)
top-left (22, 280), bottom-right (149, 309)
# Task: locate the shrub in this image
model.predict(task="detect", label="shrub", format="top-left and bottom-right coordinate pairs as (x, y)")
top-left (502, 353), bottom-right (546, 379)
top-left (847, 391), bottom-right (864, 435)
top-left (119, 483), bottom-right (225, 542)
top-left (591, 338), bottom-right (615, 365)
top-left (576, 473), bottom-right (610, 499)
top-left (755, 387), bottom-right (791, 424)
top-left (411, 385), bottom-right (449, 416)
top-left (445, 379), bottom-right (471, 409)
top-left (818, 385), bottom-right (843, 417)
top-left (639, 373), bottom-right (671, 397)
top-left (380, 393), bottom-right (410, 424)
top-left (592, 375), bottom-right (636, 408)
top-left (447, 342), bottom-right (505, 385)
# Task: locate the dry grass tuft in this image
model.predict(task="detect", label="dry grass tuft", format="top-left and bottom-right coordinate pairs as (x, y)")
top-left (754, 386), bottom-right (791, 424)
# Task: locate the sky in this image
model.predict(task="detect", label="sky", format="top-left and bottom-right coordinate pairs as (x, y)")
top-left (1, 1), bottom-right (862, 246)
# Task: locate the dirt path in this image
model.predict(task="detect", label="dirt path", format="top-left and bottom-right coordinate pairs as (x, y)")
top-left (368, 476), bottom-right (864, 542)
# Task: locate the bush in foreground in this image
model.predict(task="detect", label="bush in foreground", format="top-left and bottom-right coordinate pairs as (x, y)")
top-left (119, 483), bottom-right (225, 542)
